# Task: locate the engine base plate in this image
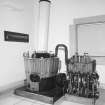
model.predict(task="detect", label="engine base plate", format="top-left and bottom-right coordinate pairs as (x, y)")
top-left (15, 86), bottom-right (64, 104)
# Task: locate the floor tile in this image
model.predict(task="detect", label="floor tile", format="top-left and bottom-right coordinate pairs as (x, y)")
top-left (1, 88), bottom-right (105, 105)
top-left (14, 100), bottom-right (33, 105)
top-left (60, 101), bottom-right (84, 105)
top-left (0, 95), bottom-right (22, 105)
top-left (13, 94), bottom-right (50, 105)
top-left (32, 100), bottom-right (51, 105)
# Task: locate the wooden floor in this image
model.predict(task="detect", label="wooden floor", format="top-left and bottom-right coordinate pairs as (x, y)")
top-left (0, 88), bottom-right (105, 105)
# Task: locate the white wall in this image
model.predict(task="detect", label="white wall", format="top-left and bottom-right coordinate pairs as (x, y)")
top-left (0, 0), bottom-right (36, 87)
top-left (48, 0), bottom-right (105, 83)
top-left (49, 0), bottom-right (105, 51)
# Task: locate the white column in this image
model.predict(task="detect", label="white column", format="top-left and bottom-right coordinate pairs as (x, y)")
top-left (37, 0), bottom-right (51, 51)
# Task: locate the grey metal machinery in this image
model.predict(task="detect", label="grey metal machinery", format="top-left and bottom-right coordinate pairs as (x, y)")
top-left (67, 53), bottom-right (99, 98)
top-left (14, 0), bottom-right (99, 103)
top-left (23, 51), bottom-right (60, 92)
top-left (54, 44), bottom-right (99, 105)
top-left (15, 44), bottom-right (99, 105)
top-left (66, 54), bottom-right (99, 105)
top-left (15, 49), bottom-right (67, 104)
top-left (15, 0), bottom-right (68, 104)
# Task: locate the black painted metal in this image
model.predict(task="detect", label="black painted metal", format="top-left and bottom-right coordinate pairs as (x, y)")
top-left (31, 52), bottom-right (55, 58)
top-left (39, 76), bottom-right (56, 91)
top-left (39, 0), bottom-right (51, 3)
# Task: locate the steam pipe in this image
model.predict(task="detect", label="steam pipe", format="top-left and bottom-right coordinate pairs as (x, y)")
top-left (55, 44), bottom-right (68, 65)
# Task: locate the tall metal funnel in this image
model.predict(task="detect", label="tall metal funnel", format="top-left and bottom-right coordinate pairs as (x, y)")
top-left (37, 0), bottom-right (51, 51)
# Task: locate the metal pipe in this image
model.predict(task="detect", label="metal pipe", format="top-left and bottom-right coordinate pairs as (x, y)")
top-left (37, 0), bottom-right (51, 51)
top-left (55, 44), bottom-right (68, 64)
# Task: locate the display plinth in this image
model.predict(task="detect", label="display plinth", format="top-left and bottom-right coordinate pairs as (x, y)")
top-left (15, 86), bottom-right (63, 104)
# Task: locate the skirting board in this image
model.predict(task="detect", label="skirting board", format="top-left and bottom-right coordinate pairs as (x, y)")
top-left (0, 80), bottom-right (24, 96)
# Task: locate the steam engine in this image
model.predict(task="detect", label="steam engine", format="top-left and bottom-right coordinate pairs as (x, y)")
top-left (23, 51), bottom-right (60, 92)
top-left (22, 44), bottom-right (99, 104)
top-left (67, 53), bottom-right (99, 99)
top-left (15, 0), bottom-right (99, 104)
